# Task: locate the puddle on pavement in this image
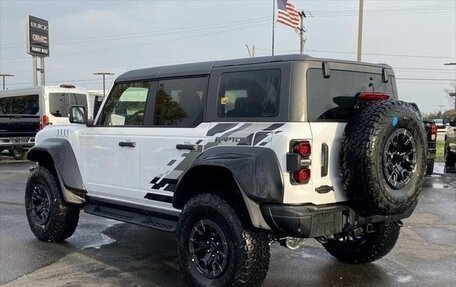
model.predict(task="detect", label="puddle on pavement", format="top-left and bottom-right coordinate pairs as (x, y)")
top-left (82, 232), bottom-right (116, 250)
top-left (69, 218), bottom-right (120, 250)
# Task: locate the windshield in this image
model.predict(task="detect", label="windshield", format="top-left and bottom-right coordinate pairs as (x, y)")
top-left (49, 93), bottom-right (88, 117)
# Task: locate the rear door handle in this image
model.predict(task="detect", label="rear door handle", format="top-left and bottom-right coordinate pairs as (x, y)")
top-left (119, 141), bottom-right (136, 148)
top-left (176, 144), bottom-right (198, 151)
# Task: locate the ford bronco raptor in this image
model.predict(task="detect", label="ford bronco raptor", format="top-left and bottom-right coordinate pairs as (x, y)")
top-left (25, 55), bottom-right (426, 287)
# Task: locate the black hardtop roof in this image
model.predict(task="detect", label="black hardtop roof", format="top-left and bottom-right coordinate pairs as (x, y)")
top-left (115, 54), bottom-right (393, 83)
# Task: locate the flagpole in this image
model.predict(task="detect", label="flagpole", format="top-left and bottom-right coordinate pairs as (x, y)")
top-left (272, 0), bottom-right (275, 56)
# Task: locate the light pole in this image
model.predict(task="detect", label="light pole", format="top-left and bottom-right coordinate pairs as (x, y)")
top-left (0, 74), bottom-right (14, 90)
top-left (444, 62), bottom-right (456, 110)
top-left (298, 11), bottom-right (307, 54)
top-left (93, 72), bottom-right (115, 97)
top-left (357, 0), bottom-right (364, 62)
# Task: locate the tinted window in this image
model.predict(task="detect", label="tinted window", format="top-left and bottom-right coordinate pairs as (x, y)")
top-left (99, 82), bottom-right (150, 126)
top-left (0, 95), bottom-right (39, 115)
top-left (49, 93), bottom-right (88, 117)
top-left (153, 77), bottom-right (207, 127)
top-left (307, 68), bottom-right (395, 121)
top-left (218, 69), bottom-right (280, 118)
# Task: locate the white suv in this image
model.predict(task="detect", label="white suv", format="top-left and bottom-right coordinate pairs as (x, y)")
top-left (25, 55), bottom-right (427, 287)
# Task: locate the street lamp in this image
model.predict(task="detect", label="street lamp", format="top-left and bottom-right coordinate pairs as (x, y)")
top-left (93, 72), bottom-right (115, 97)
top-left (0, 74), bottom-right (14, 90)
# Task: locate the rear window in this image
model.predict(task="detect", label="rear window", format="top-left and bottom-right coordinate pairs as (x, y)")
top-left (218, 69), bottom-right (280, 118)
top-left (306, 68), bottom-right (396, 121)
top-left (49, 93), bottom-right (88, 117)
top-left (0, 94), bottom-right (39, 115)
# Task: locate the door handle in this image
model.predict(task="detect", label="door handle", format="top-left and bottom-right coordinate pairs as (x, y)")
top-left (176, 144), bottom-right (198, 151)
top-left (119, 141), bottom-right (136, 148)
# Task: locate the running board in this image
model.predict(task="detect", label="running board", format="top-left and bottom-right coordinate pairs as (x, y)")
top-left (84, 200), bottom-right (178, 233)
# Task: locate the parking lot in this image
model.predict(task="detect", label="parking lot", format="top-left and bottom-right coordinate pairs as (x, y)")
top-left (0, 157), bottom-right (455, 287)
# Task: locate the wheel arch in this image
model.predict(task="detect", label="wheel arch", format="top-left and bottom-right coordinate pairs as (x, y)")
top-left (27, 138), bottom-right (86, 205)
top-left (173, 164), bottom-right (270, 229)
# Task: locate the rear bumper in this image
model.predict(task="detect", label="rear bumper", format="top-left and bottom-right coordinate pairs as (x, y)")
top-left (261, 201), bottom-right (417, 238)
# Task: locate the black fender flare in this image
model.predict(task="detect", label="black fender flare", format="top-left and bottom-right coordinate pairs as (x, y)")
top-left (173, 146), bottom-right (284, 207)
top-left (27, 138), bottom-right (86, 204)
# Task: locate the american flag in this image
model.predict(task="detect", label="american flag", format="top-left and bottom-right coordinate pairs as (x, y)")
top-left (276, 0), bottom-right (300, 29)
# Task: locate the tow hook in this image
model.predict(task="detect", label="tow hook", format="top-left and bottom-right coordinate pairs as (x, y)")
top-left (396, 220), bottom-right (404, 227)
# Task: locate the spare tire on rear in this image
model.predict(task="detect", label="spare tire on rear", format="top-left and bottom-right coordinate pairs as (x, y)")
top-left (341, 100), bottom-right (427, 215)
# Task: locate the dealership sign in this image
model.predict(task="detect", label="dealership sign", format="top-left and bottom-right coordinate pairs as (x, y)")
top-left (26, 15), bottom-right (49, 57)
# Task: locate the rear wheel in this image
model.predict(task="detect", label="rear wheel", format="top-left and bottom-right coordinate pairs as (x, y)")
top-left (177, 193), bottom-right (270, 287)
top-left (12, 148), bottom-right (27, 160)
top-left (425, 159), bottom-right (435, 176)
top-left (322, 222), bottom-right (400, 264)
top-left (25, 166), bottom-right (80, 242)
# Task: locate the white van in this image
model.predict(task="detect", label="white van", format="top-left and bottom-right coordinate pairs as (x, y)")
top-left (0, 84), bottom-right (90, 127)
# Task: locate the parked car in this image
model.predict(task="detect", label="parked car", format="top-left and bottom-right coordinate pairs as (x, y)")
top-left (444, 117), bottom-right (456, 173)
top-left (410, 103), bottom-right (437, 175)
top-left (0, 85), bottom-right (90, 160)
top-left (433, 118), bottom-right (447, 131)
top-left (24, 55), bottom-right (427, 286)
top-left (0, 112), bottom-right (39, 160)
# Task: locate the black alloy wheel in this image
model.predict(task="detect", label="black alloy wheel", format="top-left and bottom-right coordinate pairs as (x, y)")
top-left (383, 128), bottom-right (417, 189)
top-left (189, 219), bottom-right (229, 279)
top-left (30, 184), bottom-right (52, 225)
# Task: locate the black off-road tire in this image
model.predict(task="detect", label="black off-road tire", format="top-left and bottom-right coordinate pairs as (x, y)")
top-left (341, 100), bottom-right (427, 215)
top-left (444, 144), bottom-right (456, 173)
top-left (12, 149), bottom-right (27, 160)
top-left (177, 193), bottom-right (270, 287)
top-left (323, 222), bottom-right (400, 264)
top-left (25, 166), bottom-right (80, 242)
top-left (425, 159), bottom-right (434, 176)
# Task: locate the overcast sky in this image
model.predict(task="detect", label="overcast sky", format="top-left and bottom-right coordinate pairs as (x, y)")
top-left (1, 0), bottom-right (455, 113)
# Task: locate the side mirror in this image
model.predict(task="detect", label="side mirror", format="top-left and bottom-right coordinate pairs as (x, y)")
top-left (69, 106), bottom-right (87, 124)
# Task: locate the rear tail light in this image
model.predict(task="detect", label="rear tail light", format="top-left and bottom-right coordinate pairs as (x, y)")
top-left (39, 115), bottom-right (49, 130)
top-left (430, 124), bottom-right (437, 141)
top-left (293, 168), bottom-right (311, 184)
top-left (288, 140), bottom-right (312, 184)
top-left (293, 141), bottom-right (311, 157)
top-left (358, 92), bottom-right (390, 101)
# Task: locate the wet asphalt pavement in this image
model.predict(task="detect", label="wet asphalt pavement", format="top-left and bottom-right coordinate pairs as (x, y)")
top-left (0, 157), bottom-right (455, 287)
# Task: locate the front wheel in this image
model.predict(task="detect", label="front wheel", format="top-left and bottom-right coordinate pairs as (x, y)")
top-left (322, 222), bottom-right (400, 264)
top-left (177, 193), bottom-right (270, 287)
top-left (25, 166), bottom-right (80, 242)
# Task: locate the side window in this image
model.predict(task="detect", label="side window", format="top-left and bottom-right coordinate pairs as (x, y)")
top-left (218, 69), bottom-right (280, 118)
top-left (99, 81), bottom-right (150, 126)
top-left (153, 77), bottom-right (207, 127)
top-left (0, 95), bottom-right (39, 115)
top-left (49, 93), bottom-right (88, 117)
